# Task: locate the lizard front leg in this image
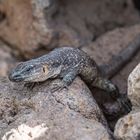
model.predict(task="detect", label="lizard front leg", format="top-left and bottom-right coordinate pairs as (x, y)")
top-left (51, 71), bottom-right (78, 92)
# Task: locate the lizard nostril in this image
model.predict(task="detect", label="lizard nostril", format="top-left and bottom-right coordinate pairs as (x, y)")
top-left (8, 72), bottom-right (13, 81)
top-left (8, 72), bottom-right (23, 82)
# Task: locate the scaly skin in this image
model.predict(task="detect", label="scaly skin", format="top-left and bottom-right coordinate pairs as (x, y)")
top-left (9, 47), bottom-right (119, 99)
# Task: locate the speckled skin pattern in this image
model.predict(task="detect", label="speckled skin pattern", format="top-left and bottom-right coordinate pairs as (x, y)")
top-left (9, 47), bottom-right (119, 98)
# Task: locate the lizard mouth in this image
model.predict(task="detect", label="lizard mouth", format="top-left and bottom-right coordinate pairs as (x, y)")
top-left (8, 73), bottom-right (24, 82)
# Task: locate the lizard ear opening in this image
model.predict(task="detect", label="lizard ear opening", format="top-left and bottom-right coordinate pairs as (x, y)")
top-left (42, 65), bottom-right (49, 74)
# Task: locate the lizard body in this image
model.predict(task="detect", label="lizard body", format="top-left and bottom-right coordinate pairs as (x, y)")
top-left (9, 47), bottom-right (119, 98)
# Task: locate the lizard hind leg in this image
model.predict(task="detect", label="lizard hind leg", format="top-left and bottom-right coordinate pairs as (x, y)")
top-left (92, 77), bottom-right (120, 100)
top-left (92, 77), bottom-right (132, 113)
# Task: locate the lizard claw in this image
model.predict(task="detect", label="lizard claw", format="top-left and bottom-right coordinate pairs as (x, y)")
top-left (109, 86), bottom-right (120, 100)
top-left (117, 95), bottom-right (132, 113)
top-left (50, 82), bottom-right (68, 93)
top-left (24, 82), bottom-right (36, 90)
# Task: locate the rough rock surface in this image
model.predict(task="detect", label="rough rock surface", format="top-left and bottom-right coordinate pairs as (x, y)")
top-left (0, 77), bottom-right (112, 140)
top-left (128, 63), bottom-right (140, 108)
top-left (114, 64), bottom-right (140, 140)
top-left (114, 112), bottom-right (140, 140)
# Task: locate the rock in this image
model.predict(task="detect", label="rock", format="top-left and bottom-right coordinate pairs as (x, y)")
top-left (0, 0), bottom-right (80, 59)
top-left (55, 0), bottom-right (140, 43)
top-left (114, 64), bottom-right (140, 140)
top-left (0, 0), bottom-right (57, 58)
top-left (82, 24), bottom-right (140, 65)
top-left (2, 123), bottom-right (49, 140)
top-left (128, 63), bottom-right (140, 108)
top-left (2, 121), bottom-right (111, 140)
top-left (0, 77), bottom-right (112, 140)
top-left (0, 42), bottom-right (17, 77)
top-left (114, 112), bottom-right (140, 140)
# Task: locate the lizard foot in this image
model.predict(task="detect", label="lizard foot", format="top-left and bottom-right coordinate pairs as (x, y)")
top-left (117, 95), bottom-right (132, 113)
top-left (109, 85), bottom-right (120, 100)
top-left (50, 81), bottom-right (68, 93)
top-left (24, 82), bottom-right (37, 90)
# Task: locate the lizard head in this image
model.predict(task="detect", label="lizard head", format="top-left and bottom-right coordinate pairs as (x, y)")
top-left (8, 61), bottom-right (61, 82)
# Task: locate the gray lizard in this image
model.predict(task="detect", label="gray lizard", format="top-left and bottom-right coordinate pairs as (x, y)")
top-left (8, 35), bottom-right (140, 106)
top-left (8, 47), bottom-right (120, 97)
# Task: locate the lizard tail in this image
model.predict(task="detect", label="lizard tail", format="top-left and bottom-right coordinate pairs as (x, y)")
top-left (99, 34), bottom-right (140, 79)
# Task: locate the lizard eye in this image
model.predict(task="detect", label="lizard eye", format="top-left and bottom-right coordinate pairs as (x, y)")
top-left (25, 65), bottom-right (34, 72)
top-left (42, 65), bottom-right (49, 74)
top-left (43, 67), bottom-right (45, 73)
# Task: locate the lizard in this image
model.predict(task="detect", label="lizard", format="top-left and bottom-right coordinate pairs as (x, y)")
top-left (8, 47), bottom-right (119, 98)
top-left (8, 34), bottom-right (140, 111)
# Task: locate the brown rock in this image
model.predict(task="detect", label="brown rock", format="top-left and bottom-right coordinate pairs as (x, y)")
top-left (82, 24), bottom-right (140, 65)
top-left (0, 77), bottom-right (112, 140)
top-left (54, 0), bottom-right (140, 42)
top-left (114, 64), bottom-right (140, 140)
top-left (114, 112), bottom-right (140, 140)
top-left (128, 63), bottom-right (140, 108)
top-left (0, 0), bottom-right (57, 58)
top-left (0, 0), bottom-right (81, 59)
